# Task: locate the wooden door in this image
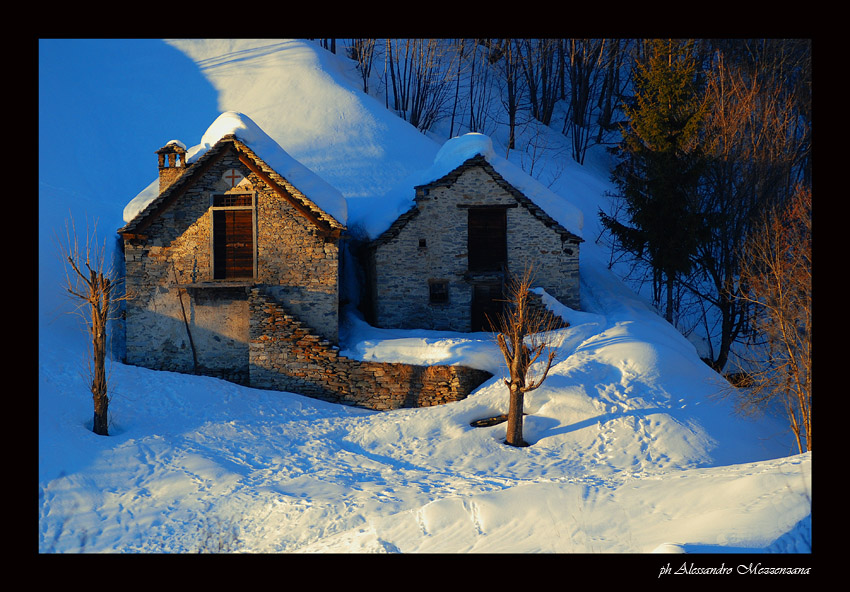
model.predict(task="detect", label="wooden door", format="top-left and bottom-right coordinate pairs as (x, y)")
top-left (213, 209), bottom-right (253, 279)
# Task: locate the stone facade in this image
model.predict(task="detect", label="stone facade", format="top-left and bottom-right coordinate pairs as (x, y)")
top-left (120, 136), bottom-right (342, 385)
top-left (368, 155), bottom-right (582, 332)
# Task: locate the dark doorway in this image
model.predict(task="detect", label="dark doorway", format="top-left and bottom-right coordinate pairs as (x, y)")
top-left (471, 282), bottom-right (503, 332)
top-left (467, 207), bottom-right (508, 331)
top-left (468, 208), bottom-right (507, 271)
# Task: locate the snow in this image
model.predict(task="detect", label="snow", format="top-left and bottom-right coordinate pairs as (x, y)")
top-left (123, 111), bottom-right (348, 226)
top-left (354, 132), bottom-right (584, 241)
top-left (39, 39), bottom-right (811, 560)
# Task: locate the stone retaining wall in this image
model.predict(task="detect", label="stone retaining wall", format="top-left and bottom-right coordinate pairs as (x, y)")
top-left (248, 288), bottom-right (492, 410)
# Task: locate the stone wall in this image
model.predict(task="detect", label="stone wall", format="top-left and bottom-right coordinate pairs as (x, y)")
top-left (370, 161), bottom-right (581, 332)
top-left (248, 288), bottom-right (492, 410)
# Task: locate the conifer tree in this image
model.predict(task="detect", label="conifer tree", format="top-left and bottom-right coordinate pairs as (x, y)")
top-left (600, 39), bottom-right (708, 323)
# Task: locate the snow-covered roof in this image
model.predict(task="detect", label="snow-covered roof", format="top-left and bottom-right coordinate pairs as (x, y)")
top-left (371, 133), bottom-right (584, 244)
top-left (122, 111), bottom-right (348, 228)
top-left (429, 134), bottom-right (583, 238)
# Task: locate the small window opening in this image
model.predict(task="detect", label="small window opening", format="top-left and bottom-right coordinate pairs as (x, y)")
top-left (429, 280), bottom-right (449, 304)
top-left (213, 193), bottom-right (253, 207)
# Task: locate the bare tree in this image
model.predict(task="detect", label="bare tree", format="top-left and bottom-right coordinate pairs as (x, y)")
top-left (563, 39), bottom-right (617, 164)
top-left (491, 266), bottom-right (560, 447)
top-left (516, 39), bottom-right (560, 126)
top-left (594, 38), bottom-right (632, 145)
top-left (59, 217), bottom-right (129, 436)
top-left (734, 185), bottom-right (811, 453)
top-left (454, 39), bottom-right (498, 136)
top-left (689, 44), bottom-right (810, 372)
top-left (346, 38), bottom-right (377, 94)
top-left (383, 39), bottom-right (456, 132)
top-left (491, 39), bottom-right (524, 152)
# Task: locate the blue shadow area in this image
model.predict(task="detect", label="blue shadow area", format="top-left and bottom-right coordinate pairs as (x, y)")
top-left (39, 39), bottom-right (220, 340)
top-left (39, 39), bottom-right (220, 225)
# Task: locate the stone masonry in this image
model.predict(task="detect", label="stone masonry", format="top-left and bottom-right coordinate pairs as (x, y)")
top-left (369, 155), bottom-right (581, 332)
top-left (121, 137), bottom-right (341, 384)
top-left (249, 288), bottom-right (492, 410)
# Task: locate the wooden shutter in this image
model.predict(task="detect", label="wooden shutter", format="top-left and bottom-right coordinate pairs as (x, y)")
top-left (213, 209), bottom-right (253, 279)
top-left (468, 208), bottom-right (507, 271)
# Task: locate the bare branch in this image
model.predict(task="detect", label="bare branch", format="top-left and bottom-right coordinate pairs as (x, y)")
top-left (733, 184), bottom-right (811, 452)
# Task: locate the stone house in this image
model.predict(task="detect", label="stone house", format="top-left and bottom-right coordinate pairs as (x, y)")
top-left (366, 152), bottom-right (583, 333)
top-left (119, 131), bottom-right (345, 384)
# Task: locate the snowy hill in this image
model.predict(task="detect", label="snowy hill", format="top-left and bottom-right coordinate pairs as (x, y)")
top-left (38, 39), bottom-right (811, 559)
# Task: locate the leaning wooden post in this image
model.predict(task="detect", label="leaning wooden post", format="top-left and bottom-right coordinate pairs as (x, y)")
top-left (171, 259), bottom-right (199, 374)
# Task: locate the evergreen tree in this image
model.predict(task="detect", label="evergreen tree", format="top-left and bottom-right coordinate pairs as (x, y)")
top-left (600, 39), bottom-right (708, 323)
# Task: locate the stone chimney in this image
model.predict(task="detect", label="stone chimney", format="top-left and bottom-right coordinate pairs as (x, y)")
top-left (156, 141), bottom-right (187, 194)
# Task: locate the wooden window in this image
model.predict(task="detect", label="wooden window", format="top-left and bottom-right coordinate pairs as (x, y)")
top-left (212, 193), bottom-right (255, 280)
top-left (429, 279), bottom-right (449, 304)
top-left (468, 208), bottom-right (507, 271)
top-left (213, 193), bottom-right (252, 207)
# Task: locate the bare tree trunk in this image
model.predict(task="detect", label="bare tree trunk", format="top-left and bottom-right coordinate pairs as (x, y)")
top-left (91, 275), bottom-right (110, 435)
top-left (348, 39), bottom-right (376, 94)
top-left (505, 384), bottom-right (525, 446)
top-left (665, 272), bottom-right (674, 324)
top-left (172, 260), bottom-right (199, 373)
top-left (494, 39), bottom-right (521, 152)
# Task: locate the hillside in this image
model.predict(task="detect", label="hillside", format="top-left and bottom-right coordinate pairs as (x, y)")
top-left (38, 39), bottom-right (811, 558)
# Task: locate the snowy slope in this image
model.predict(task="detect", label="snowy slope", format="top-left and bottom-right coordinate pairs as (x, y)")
top-left (38, 39), bottom-right (811, 557)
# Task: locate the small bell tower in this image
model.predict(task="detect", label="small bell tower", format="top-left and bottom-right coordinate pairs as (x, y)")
top-left (156, 141), bottom-right (187, 194)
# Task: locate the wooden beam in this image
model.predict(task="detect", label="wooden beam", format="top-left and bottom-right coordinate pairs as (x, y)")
top-left (119, 233), bottom-right (148, 240)
top-left (237, 153), bottom-right (337, 236)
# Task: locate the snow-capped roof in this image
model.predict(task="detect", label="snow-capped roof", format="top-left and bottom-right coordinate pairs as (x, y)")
top-left (369, 133), bottom-right (584, 241)
top-left (122, 111), bottom-right (348, 226)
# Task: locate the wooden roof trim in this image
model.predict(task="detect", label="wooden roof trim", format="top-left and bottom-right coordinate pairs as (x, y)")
top-left (236, 152), bottom-right (338, 237)
top-left (373, 155), bottom-right (583, 247)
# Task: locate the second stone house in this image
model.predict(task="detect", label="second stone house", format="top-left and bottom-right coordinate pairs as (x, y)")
top-left (366, 135), bottom-right (583, 333)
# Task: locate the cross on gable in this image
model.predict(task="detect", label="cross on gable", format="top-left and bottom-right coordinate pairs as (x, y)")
top-left (223, 168), bottom-right (244, 188)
